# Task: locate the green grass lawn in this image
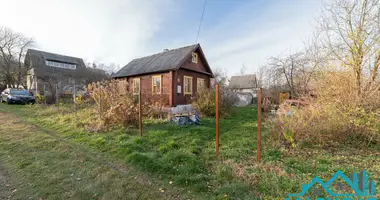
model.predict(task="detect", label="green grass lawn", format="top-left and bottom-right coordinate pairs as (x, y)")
top-left (0, 103), bottom-right (379, 199)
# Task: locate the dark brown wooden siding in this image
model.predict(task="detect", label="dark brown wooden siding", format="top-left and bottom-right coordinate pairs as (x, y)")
top-left (121, 72), bottom-right (173, 106)
top-left (174, 68), bottom-right (210, 105)
top-left (180, 49), bottom-right (209, 73)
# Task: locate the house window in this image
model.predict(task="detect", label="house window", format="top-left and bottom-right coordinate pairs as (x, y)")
top-left (152, 75), bottom-right (161, 94)
top-left (133, 78), bottom-right (140, 95)
top-left (197, 78), bottom-right (204, 91)
top-left (184, 76), bottom-right (193, 95)
top-left (45, 60), bottom-right (76, 70)
top-left (192, 52), bottom-right (198, 63)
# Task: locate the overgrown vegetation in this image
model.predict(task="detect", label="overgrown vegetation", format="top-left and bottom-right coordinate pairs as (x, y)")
top-left (1, 104), bottom-right (379, 199)
top-left (192, 88), bottom-right (237, 117)
top-left (265, 0), bottom-right (380, 148)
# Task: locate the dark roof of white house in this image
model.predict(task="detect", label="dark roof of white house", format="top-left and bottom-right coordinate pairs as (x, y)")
top-left (113, 44), bottom-right (208, 78)
top-left (25, 49), bottom-right (108, 82)
top-left (27, 49), bottom-right (86, 66)
top-left (229, 74), bottom-right (257, 89)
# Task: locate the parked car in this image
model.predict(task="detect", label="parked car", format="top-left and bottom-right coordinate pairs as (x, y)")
top-left (1, 88), bottom-right (35, 104)
top-left (276, 99), bottom-right (307, 116)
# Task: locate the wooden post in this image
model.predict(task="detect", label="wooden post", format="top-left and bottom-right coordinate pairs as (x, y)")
top-left (35, 76), bottom-right (38, 96)
top-left (43, 83), bottom-right (46, 105)
top-left (257, 88), bottom-right (262, 162)
top-left (139, 80), bottom-right (142, 136)
top-left (98, 87), bottom-right (102, 119)
top-left (73, 79), bottom-right (77, 116)
top-left (56, 83), bottom-right (59, 110)
top-left (216, 84), bottom-right (220, 157)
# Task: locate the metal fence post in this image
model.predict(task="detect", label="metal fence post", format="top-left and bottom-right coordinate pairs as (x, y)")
top-left (216, 84), bottom-right (220, 157)
top-left (139, 80), bottom-right (142, 137)
top-left (56, 83), bottom-right (59, 110)
top-left (43, 83), bottom-right (46, 105)
top-left (73, 79), bottom-right (77, 116)
top-left (257, 87), bottom-right (262, 162)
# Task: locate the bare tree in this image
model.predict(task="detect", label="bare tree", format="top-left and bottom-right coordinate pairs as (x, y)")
top-left (267, 52), bottom-right (306, 97)
top-left (238, 64), bottom-right (247, 75)
top-left (319, 0), bottom-right (380, 98)
top-left (0, 26), bottom-right (34, 88)
top-left (211, 67), bottom-right (229, 88)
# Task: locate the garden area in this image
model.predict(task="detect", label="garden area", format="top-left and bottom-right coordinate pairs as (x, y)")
top-left (0, 102), bottom-right (378, 199)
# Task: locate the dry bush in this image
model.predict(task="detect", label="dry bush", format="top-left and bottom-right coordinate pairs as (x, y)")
top-left (192, 88), bottom-right (238, 117)
top-left (271, 70), bottom-right (380, 147)
top-left (87, 80), bottom-right (141, 131)
top-left (143, 94), bottom-right (168, 119)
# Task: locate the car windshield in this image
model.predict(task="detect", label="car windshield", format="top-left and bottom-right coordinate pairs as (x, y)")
top-left (10, 90), bottom-right (31, 96)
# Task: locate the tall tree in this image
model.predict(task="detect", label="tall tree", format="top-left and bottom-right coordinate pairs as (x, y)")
top-left (319, 0), bottom-right (380, 98)
top-left (0, 26), bottom-right (34, 88)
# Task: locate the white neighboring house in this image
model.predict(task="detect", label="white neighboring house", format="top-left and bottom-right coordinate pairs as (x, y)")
top-left (24, 49), bottom-right (108, 96)
top-left (228, 74), bottom-right (257, 106)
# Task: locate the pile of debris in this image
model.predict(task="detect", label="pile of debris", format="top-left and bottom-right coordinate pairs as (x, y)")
top-left (169, 105), bottom-right (200, 126)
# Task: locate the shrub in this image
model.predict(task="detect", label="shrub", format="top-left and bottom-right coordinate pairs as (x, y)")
top-left (35, 94), bottom-right (44, 104)
top-left (87, 80), bottom-right (143, 131)
top-left (192, 88), bottom-right (238, 117)
top-left (270, 70), bottom-right (380, 147)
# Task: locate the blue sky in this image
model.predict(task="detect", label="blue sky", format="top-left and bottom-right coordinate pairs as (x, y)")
top-left (0, 0), bottom-right (324, 75)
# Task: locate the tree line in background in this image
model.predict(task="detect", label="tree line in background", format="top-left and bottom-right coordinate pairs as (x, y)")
top-left (0, 26), bottom-right (119, 91)
top-left (262, 0), bottom-right (380, 147)
top-left (0, 27), bottom-right (34, 89)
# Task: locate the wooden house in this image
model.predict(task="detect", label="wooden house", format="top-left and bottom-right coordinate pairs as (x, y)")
top-left (113, 44), bottom-right (213, 106)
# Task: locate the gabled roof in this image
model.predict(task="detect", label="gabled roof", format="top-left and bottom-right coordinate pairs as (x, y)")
top-left (26, 49), bottom-right (85, 66)
top-left (25, 49), bottom-right (101, 80)
top-left (113, 44), bottom-right (212, 78)
top-left (229, 74), bottom-right (257, 89)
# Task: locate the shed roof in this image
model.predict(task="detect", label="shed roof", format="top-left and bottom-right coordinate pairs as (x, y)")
top-left (113, 44), bottom-right (207, 78)
top-left (229, 74), bottom-right (257, 89)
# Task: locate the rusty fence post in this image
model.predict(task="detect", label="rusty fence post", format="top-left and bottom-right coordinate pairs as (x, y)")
top-left (257, 87), bottom-right (262, 162)
top-left (216, 84), bottom-right (220, 157)
top-left (139, 80), bottom-right (143, 137)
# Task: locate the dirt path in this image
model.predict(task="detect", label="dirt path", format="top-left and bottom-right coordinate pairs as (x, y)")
top-left (0, 111), bottom-right (193, 200)
top-left (0, 165), bottom-right (11, 200)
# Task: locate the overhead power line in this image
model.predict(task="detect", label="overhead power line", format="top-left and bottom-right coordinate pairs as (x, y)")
top-left (196, 0), bottom-right (208, 43)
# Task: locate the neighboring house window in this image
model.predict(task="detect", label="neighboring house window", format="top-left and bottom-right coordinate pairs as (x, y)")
top-left (197, 78), bottom-right (204, 91)
top-left (133, 78), bottom-right (140, 95)
top-left (184, 76), bottom-right (193, 95)
top-left (192, 52), bottom-right (198, 63)
top-left (152, 75), bottom-right (161, 94)
top-left (45, 60), bottom-right (76, 70)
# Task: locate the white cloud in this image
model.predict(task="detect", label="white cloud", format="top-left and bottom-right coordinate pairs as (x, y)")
top-left (0, 0), bottom-right (174, 65)
top-left (0, 0), bottom-right (323, 76)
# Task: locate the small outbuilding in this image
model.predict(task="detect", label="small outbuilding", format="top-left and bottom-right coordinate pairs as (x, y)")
top-left (229, 74), bottom-right (258, 106)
